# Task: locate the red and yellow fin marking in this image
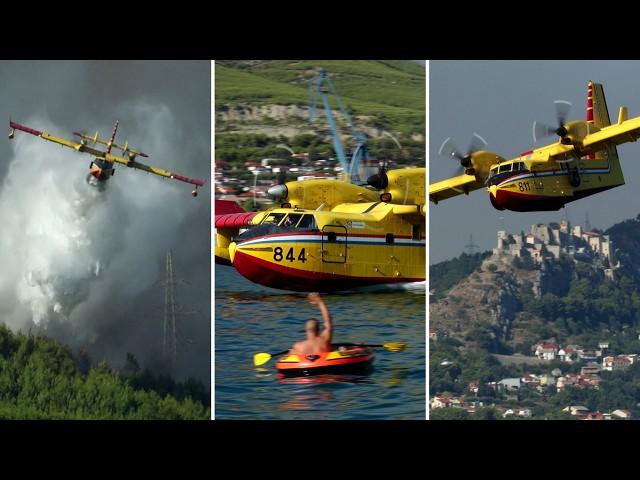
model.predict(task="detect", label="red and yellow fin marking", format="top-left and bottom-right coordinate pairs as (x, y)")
top-left (590, 81), bottom-right (612, 129)
top-left (586, 82), bottom-right (596, 159)
top-left (106, 120), bottom-right (119, 154)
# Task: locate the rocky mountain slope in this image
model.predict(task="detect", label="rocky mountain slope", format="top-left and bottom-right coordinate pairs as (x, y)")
top-left (429, 229), bottom-right (636, 354)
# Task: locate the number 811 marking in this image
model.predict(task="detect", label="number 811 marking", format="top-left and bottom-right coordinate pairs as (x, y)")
top-left (518, 181), bottom-right (531, 192)
top-left (273, 246), bottom-right (307, 263)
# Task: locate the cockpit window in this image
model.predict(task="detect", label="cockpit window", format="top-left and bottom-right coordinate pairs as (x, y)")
top-left (489, 167), bottom-right (498, 177)
top-left (499, 163), bottom-right (512, 173)
top-left (296, 214), bottom-right (316, 229)
top-left (282, 214), bottom-right (303, 228)
top-left (262, 213), bottom-right (286, 225)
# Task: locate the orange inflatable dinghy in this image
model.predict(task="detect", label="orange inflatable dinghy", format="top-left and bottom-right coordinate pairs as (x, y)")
top-left (275, 346), bottom-right (375, 376)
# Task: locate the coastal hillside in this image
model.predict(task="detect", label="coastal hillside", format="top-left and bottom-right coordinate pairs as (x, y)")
top-left (430, 216), bottom-right (640, 419)
top-left (215, 60), bottom-right (425, 172)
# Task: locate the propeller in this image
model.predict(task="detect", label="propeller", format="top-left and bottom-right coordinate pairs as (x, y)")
top-left (438, 132), bottom-right (488, 176)
top-left (366, 161), bottom-right (389, 189)
top-left (276, 169), bottom-right (287, 186)
top-left (532, 100), bottom-right (572, 143)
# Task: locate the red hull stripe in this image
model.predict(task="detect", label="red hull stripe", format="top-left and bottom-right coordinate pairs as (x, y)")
top-left (233, 250), bottom-right (423, 291)
top-left (491, 185), bottom-right (619, 212)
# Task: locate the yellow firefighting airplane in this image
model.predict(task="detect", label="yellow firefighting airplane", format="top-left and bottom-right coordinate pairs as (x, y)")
top-left (8, 120), bottom-right (205, 196)
top-left (215, 167), bottom-right (425, 291)
top-left (430, 81), bottom-right (640, 211)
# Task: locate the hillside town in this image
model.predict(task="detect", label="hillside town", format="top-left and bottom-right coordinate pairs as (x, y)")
top-left (430, 331), bottom-right (639, 419)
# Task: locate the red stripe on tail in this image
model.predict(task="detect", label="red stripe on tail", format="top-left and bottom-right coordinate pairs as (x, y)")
top-left (586, 82), bottom-right (595, 160)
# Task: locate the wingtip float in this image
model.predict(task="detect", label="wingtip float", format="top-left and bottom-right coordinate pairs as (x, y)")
top-left (8, 119), bottom-right (206, 198)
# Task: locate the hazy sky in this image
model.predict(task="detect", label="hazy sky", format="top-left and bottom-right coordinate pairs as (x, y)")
top-left (430, 60), bottom-right (640, 263)
top-left (0, 60), bottom-right (211, 381)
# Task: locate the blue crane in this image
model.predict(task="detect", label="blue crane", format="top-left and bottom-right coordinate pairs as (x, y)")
top-left (308, 69), bottom-right (368, 183)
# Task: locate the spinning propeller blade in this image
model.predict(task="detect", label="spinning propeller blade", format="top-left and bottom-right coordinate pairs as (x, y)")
top-left (532, 100), bottom-right (573, 143)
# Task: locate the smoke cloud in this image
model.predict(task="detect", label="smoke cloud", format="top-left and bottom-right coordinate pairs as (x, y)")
top-left (0, 61), bottom-right (211, 382)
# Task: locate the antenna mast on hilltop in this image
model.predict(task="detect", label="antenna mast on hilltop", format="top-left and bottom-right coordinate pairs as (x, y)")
top-left (161, 250), bottom-right (195, 369)
top-left (465, 234), bottom-right (479, 255)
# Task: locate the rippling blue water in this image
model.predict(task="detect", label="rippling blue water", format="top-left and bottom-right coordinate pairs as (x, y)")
top-left (215, 266), bottom-right (426, 419)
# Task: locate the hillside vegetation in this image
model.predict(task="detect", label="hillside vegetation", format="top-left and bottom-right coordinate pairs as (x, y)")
top-left (215, 60), bottom-right (425, 137)
top-left (430, 215), bottom-right (640, 419)
top-left (0, 323), bottom-right (210, 419)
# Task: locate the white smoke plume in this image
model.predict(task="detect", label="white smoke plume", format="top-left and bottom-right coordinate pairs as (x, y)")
top-left (0, 100), bottom-right (210, 380)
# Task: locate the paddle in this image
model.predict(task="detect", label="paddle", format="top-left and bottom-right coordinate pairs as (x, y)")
top-left (253, 342), bottom-right (407, 367)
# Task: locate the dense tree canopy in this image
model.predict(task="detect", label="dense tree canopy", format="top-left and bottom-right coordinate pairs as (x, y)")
top-left (0, 324), bottom-right (210, 420)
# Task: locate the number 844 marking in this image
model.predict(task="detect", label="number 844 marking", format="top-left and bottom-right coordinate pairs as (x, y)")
top-left (273, 246), bottom-right (307, 263)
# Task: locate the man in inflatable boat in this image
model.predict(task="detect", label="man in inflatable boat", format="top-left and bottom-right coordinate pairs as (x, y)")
top-left (290, 293), bottom-right (333, 355)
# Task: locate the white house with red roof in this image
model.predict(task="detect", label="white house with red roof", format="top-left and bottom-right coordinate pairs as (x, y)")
top-left (534, 342), bottom-right (558, 360)
top-left (557, 346), bottom-right (578, 363)
top-left (602, 355), bottom-right (633, 371)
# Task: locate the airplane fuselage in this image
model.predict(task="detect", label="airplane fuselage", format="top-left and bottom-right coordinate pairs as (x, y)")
top-left (226, 204), bottom-right (425, 292)
top-left (485, 145), bottom-right (624, 212)
top-left (89, 158), bottom-right (115, 181)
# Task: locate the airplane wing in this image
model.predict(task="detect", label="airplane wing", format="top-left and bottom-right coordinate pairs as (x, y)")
top-left (583, 113), bottom-right (640, 151)
top-left (429, 174), bottom-right (485, 204)
top-left (10, 120), bottom-right (105, 157)
top-left (10, 120), bottom-right (205, 187)
top-left (391, 204), bottom-right (425, 226)
top-left (104, 152), bottom-right (206, 187)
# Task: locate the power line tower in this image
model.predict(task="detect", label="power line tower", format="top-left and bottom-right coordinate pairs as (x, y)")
top-left (161, 250), bottom-right (195, 369)
top-left (465, 234), bottom-right (479, 255)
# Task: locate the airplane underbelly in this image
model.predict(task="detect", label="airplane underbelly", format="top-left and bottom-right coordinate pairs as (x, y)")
top-left (89, 159), bottom-right (113, 181)
top-left (230, 232), bottom-right (425, 292)
top-left (490, 189), bottom-right (568, 212)
top-left (490, 182), bottom-right (622, 212)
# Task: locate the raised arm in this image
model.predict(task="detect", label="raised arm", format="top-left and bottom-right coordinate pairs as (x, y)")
top-left (308, 292), bottom-right (332, 343)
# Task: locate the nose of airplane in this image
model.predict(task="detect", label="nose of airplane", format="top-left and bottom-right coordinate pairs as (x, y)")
top-left (267, 184), bottom-right (288, 200)
top-left (229, 242), bottom-right (238, 264)
top-left (489, 184), bottom-right (498, 198)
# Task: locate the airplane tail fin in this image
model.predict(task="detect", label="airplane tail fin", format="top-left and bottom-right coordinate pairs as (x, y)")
top-left (587, 81), bottom-right (615, 161)
top-left (587, 81), bottom-right (612, 129)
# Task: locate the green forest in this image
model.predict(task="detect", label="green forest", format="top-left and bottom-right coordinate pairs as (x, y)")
top-left (0, 324), bottom-right (210, 419)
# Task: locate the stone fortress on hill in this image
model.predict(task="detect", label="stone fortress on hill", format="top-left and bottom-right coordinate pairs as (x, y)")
top-left (490, 219), bottom-right (619, 280)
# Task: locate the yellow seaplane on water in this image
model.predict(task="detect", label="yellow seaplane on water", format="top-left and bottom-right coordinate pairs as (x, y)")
top-left (215, 167), bottom-right (425, 292)
top-left (430, 81), bottom-right (640, 211)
